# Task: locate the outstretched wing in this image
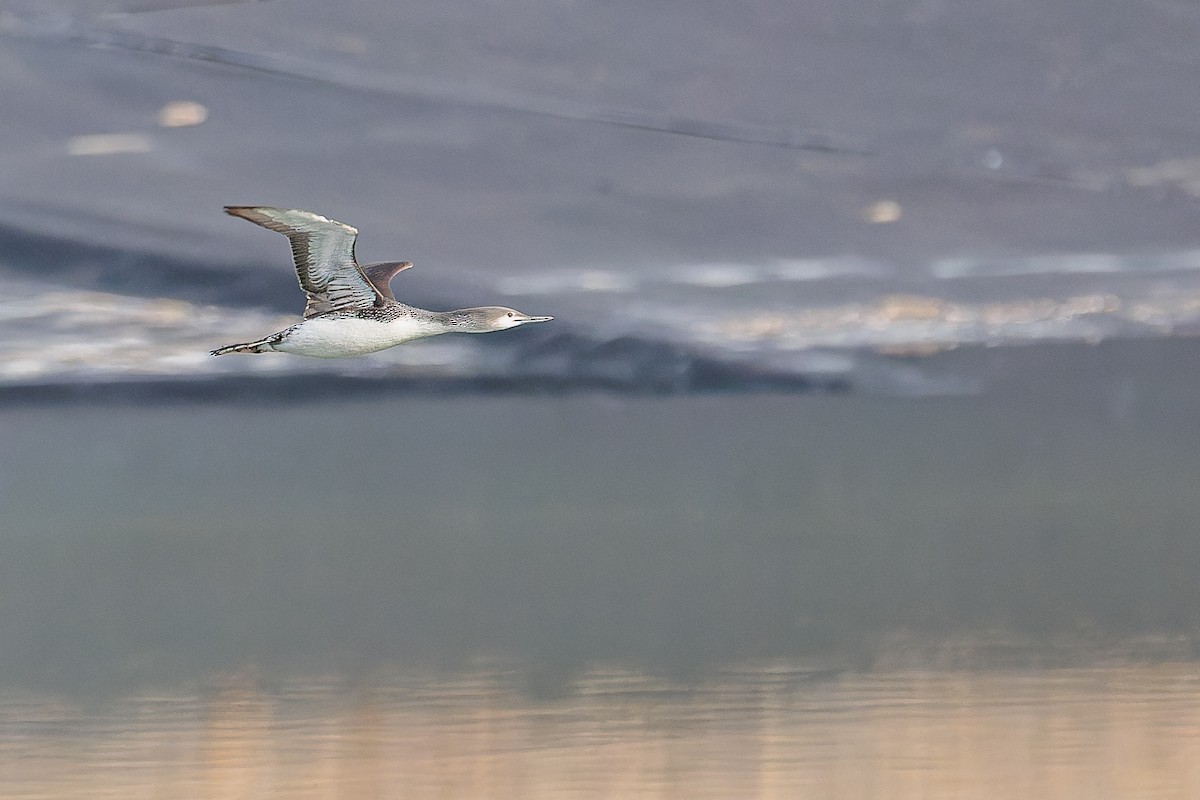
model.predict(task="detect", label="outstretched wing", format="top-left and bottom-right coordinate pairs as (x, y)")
top-left (225, 206), bottom-right (385, 318)
top-left (362, 261), bottom-right (413, 303)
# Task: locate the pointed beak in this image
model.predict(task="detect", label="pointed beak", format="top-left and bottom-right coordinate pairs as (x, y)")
top-left (521, 315), bottom-right (554, 323)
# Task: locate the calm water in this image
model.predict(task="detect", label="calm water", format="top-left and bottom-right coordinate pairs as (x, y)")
top-left (3, 337), bottom-right (1200, 795)
top-left (2, 663), bottom-right (1198, 799)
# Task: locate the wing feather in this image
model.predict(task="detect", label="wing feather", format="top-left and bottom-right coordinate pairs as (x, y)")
top-left (225, 206), bottom-right (385, 317)
top-left (362, 261), bottom-right (413, 303)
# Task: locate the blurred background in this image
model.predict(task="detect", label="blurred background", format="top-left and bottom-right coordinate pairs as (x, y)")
top-left (2, 0), bottom-right (1200, 797)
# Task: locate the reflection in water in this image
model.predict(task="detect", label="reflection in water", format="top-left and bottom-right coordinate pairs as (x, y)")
top-left (3, 348), bottom-right (1200, 796)
top-left (1, 663), bottom-right (1197, 799)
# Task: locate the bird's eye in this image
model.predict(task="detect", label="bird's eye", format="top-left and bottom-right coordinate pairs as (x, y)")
top-left (507, 312), bottom-right (514, 317)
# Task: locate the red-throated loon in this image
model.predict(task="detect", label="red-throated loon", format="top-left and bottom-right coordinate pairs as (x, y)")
top-left (211, 206), bottom-right (552, 358)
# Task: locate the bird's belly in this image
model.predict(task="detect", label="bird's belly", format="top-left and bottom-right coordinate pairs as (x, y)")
top-left (275, 315), bottom-right (435, 357)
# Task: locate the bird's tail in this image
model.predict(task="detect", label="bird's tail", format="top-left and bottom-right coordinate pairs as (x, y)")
top-left (210, 336), bottom-right (278, 356)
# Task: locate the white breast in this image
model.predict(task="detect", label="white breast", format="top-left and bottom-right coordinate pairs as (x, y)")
top-left (275, 315), bottom-right (440, 357)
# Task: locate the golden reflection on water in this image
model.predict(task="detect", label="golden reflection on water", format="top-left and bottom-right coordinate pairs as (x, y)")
top-left (1, 664), bottom-right (1198, 799)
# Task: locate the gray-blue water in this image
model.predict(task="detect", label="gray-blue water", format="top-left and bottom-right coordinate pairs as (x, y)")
top-left (2, 1), bottom-right (1200, 796)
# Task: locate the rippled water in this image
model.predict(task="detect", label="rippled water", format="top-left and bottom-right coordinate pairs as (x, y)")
top-left (2, 663), bottom-right (1198, 799)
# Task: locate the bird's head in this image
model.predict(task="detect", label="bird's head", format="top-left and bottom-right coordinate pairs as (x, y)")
top-left (443, 307), bottom-right (554, 332)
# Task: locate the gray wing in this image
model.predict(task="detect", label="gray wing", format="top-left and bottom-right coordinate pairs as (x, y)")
top-left (362, 261), bottom-right (413, 303)
top-left (225, 206), bottom-right (385, 318)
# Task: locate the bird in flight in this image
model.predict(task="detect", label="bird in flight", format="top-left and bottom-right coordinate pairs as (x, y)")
top-left (211, 206), bottom-right (552, 357)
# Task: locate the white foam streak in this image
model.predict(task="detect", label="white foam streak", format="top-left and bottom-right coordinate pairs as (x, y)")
top-left (494, 257), bottom-right (890, 297)
top-left (66, 133), bottom-right (154, 156)
top-left (6, 247), bottom-right (1200, 391)
top-left (494, 270), bottom-right (637, 295)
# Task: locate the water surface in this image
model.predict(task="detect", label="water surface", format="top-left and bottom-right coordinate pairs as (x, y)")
top-left (3, 663), bottom-right (1198, 799)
